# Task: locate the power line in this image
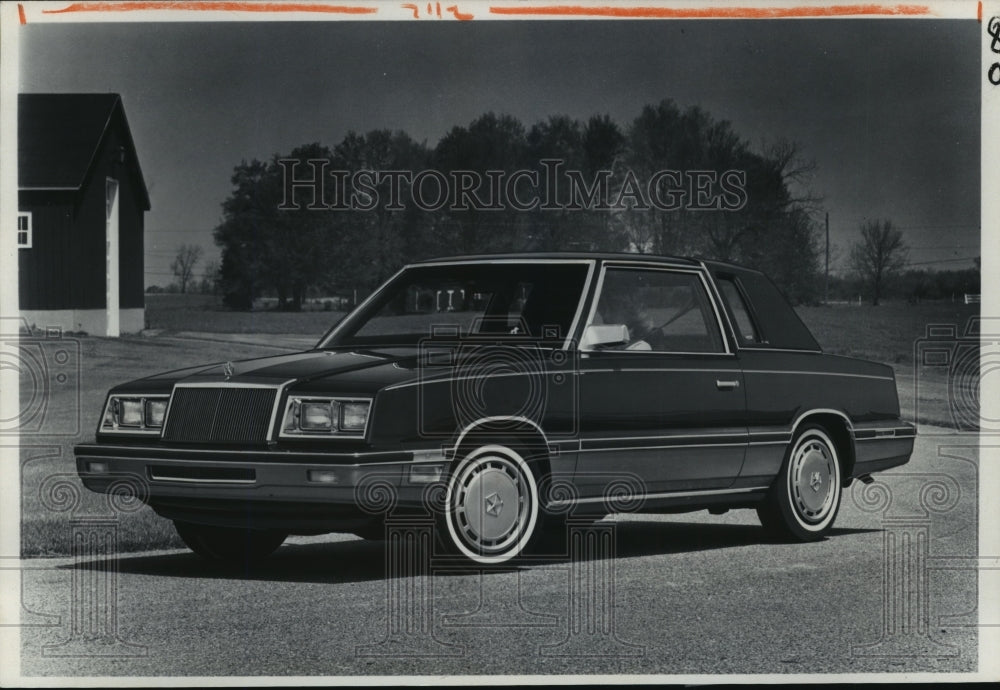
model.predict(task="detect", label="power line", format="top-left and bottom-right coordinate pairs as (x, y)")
top-left (903, 257), bottom-right (979, 267)
top-left (893, 224), bottom-right (980, 230)
top-left (144, 251), bottom-right (216, 257)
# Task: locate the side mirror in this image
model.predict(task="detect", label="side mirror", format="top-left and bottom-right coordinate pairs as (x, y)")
top-left (580, 323), bottom-right (629, 349)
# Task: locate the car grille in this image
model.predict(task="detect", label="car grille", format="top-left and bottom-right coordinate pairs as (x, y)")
top-left (162, 387), bottom-right (277, 444)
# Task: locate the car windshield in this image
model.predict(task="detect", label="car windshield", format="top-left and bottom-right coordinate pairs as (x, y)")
top-left (320, 262), bottom-right (592, 348)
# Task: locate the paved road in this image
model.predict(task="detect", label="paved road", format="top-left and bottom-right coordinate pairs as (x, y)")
top-left (17, 429), bottom-right (980, 678)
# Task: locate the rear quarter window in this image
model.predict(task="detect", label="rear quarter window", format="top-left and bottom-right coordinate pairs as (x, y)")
top-left (717, 278), bottom-right (760, 345)
top-left (720, 271), bottom-right (820, 351)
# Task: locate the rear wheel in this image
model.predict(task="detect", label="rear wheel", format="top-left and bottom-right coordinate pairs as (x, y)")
top-left (757, 425), bottom-right (842, 541)
top-left (443, 443), bottom-right (540, 564)
top-left (174, 521), bottom-right (287, 561)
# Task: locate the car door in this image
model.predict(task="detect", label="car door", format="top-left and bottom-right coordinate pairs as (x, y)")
top-left (574, 262), bottom-right (748, 497)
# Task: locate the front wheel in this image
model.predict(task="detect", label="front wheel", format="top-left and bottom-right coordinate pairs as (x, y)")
top-left (174, 521), bottom-right (287, 561)
top-left (443, 444), bottom-right (540, 564)
top-left (757, 425), bottom-right (842, 541)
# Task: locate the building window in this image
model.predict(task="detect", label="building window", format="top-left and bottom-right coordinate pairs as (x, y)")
top-left (17, 212), bottom-right (32, 249)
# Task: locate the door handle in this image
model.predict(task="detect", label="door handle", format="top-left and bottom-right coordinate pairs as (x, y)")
top-left (716, 379), bottom-right (740, 391)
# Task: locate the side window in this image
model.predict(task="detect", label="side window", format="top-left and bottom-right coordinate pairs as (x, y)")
top-left (588, 268), bottom-right (725, 353)
top-left (718, 278), bottom-right (761, 344)
top-left (17, 212), bottom-right (32, 249)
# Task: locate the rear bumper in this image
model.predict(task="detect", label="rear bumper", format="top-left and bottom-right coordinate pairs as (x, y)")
top-left (74, 443), bottom-right (447, 527)
top-left (851, 420), bottom-right (915, 476)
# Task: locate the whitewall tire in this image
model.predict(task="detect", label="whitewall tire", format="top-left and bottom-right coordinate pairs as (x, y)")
top-left (443, 444), bottom-right (540, 564)
top-left (757, 425), bottom-right (842, 541)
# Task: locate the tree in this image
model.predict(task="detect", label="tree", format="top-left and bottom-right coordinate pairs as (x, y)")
top-left (741, 205), bottom-right (822, 304)
top-left (208, 101), bottom-right (824, 308)
top-left (170, 244), bottom-right (203, 294)
top-left (849, 219), bottom-right (908, 305)
top-left (214, 159), bottom-right (281, 309)
top-left (326, 131), bottom-right (429, 292)
top-left (434, 112), bottom-right (529, 254)
top-left (214, 145), bottom-right (340, 311)
top-left (579, 114), bottom-right (627, 251)
top-left (269, 143), bottom-right (340, 309)
top-left (613, 99), bottom-right (821, 301)
top-left (525, 114), bottom-right (584, 250)
top-left (199, 259), bottom-right (220, 294)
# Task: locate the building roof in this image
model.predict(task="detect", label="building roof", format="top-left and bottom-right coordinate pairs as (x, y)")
top-left (18, 93), bottom-right (151, 210)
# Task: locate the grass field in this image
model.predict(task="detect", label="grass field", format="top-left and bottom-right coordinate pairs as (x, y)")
top-left (798, 301), bottom-right (980, 433)
top-left (16, 296), bottom-right (978, 556)
top-left (147, 294), bottom-right (981, 363)
top-left (145, 293), bottom-right (345, 335)
top-left (796, 300), bottom-right (979, 365)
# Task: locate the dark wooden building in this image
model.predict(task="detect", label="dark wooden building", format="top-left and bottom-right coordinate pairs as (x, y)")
top-left (18, 93), bottom-right (150, 335)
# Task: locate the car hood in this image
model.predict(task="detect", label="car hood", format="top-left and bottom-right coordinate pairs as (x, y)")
top-left (113, 347), bottom-right (427, 395)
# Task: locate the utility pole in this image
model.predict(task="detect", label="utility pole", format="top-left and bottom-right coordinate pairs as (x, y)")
top-left (824, 212), bottom-right (830, 304)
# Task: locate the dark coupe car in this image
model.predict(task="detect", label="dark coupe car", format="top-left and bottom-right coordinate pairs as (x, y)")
top-left (76, 254), bottom-right (914, 564)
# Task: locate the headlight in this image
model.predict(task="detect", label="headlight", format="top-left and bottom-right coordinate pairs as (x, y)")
top-left (340, 402), bottom-right (369, 431)
top-left (281, 396), bottom-right (370, 436)
top-left (145, 399), bottom-right (168, 427)
top-left (301, 400), bottom-right (337, 431)
top-left (100, 394), bottom-right (170, 434)
top-left (120, 400), bottom-right (143, 427)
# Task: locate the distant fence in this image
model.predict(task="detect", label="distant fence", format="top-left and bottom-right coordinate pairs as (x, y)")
top-left (822, 294), bottom-right (981, 306)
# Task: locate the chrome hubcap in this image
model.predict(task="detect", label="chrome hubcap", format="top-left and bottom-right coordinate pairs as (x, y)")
top-left (790, 439), bottom-right (835, 522)
top-left (453, 455), bottom-right (530, 553)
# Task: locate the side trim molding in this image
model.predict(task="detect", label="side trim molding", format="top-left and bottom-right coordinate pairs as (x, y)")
top-left (546, 485), bottom-right (769, 508)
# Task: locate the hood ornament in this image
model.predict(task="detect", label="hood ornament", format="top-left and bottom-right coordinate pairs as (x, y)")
top-left (223, 361), bottom-right (235, 380)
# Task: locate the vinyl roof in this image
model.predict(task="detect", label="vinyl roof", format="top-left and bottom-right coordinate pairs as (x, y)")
top-left (418, 252), bottom-right (761, 273)
top-left (419, 252), bottom-right (700, 266)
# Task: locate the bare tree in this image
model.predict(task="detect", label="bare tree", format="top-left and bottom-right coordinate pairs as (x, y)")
top-left (171, 244), bottom-right (203, 294)
top-left (849, 219), bottom-right (908, 305)
top-left (199, 259), bottom-right (220, 294)
top-left (761, 138), bottom-right (822, 211)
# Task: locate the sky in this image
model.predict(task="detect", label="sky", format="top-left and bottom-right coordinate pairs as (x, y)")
top-left (19, 18), bottom-right (981, 287)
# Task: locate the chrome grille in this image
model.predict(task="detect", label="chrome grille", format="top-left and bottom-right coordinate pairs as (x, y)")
top-left (162, 387), bottom-right (277, 444)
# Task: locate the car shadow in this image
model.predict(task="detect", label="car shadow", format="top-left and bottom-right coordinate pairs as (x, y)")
top-left (62, 519), bottom-right (879, 586)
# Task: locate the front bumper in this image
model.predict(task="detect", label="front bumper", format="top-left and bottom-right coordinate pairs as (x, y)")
top-left (74, 443), bottom-right (449, 523)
